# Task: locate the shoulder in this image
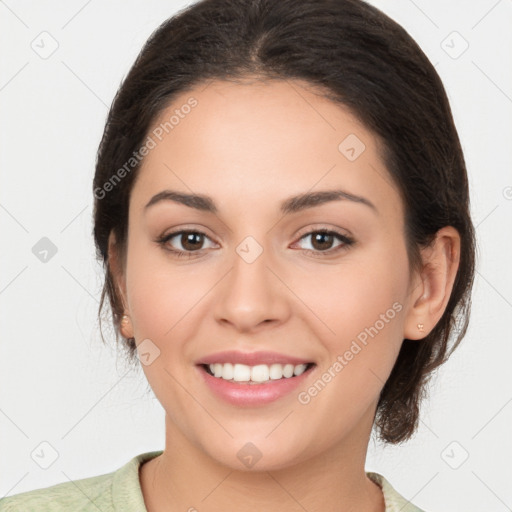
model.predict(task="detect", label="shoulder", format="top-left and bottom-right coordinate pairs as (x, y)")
top-left (0, 472), bottom-right (114, 512)
top-left (366, 472), bottom-right (427, 512)
top-left (0, 450), bottom-right (163, 512)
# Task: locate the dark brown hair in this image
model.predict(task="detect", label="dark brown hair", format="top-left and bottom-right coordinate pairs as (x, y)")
top-left (92, 0), bottom-right (476, 443)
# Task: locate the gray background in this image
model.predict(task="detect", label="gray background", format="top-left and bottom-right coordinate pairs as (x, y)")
top-left (1, 0), bottom-right (511, 510)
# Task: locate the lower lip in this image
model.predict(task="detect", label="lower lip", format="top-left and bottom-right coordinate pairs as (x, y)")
top-left (198, 365), bottom-right (314, 406)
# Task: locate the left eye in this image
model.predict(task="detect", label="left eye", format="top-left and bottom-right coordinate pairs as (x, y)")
top-left (295, 230), bottom-right (353, 253)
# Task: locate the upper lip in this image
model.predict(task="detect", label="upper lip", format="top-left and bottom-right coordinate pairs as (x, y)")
top-left (196, 351), bottom-right (313, 366)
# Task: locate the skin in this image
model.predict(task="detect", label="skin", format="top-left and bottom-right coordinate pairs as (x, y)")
top-left (109, 77), bottom-right (461, 512)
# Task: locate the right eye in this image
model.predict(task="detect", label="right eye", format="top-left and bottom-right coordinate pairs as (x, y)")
top-left (156, 230), bottom-right (217, 258)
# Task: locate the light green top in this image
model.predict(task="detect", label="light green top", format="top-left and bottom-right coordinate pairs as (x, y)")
top-left (0, 450), bottom-right (425, 511)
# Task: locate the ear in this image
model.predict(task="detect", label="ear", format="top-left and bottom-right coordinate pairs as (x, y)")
top-left (404, 226), bottom-right (461, 340)
top-left (108, 231), bottom-right (134, 339)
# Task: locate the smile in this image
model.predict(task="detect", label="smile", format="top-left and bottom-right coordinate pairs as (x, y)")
top-left (204, 362), bottom-right (314, 383)
top-left (196, 350), bottom-right (316, 405)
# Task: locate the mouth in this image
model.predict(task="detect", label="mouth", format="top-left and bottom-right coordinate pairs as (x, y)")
top-left (201, 362), bottom-right (316, 384)
top-left (196, 352), bottom-right (317, 406)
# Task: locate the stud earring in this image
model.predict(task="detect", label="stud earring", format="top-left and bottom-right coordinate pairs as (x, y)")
top-left (121, 314), bottom-right (130, 324)
top-left (417, 323), bottom-right (424, 332)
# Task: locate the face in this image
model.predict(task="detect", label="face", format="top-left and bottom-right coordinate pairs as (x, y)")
top-left (114, 78), bottom-right (419, 471)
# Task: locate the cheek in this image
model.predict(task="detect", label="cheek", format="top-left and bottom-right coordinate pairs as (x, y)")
top-left (123, 244), bottom-right (209, 423)
top-left (291, 252), bottom-right (408, 435)
top-left (298, 242), bottom-right (409, 403)
top-left (300, 248), bottom-right (408, 342)
top-left (124, 239), bottom-right (200, 344)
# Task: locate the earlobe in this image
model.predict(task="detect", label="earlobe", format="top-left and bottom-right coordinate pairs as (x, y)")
top-left (120, 313), bottom-right (134, 339)
top-left (404, 226), bottom-right (461, 340)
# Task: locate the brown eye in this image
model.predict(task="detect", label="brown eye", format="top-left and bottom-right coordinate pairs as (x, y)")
top-left (157, 230), bottom-right (217, 257)
top-left (295, 229), bottom-right (354, 256)
top-left (310, 232), bottom-right (336, 251)
top-left (179, 232), bottom-right (205, 251)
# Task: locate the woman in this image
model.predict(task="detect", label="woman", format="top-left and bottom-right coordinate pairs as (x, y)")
top-left (0, 0), bottom-right (475, 510)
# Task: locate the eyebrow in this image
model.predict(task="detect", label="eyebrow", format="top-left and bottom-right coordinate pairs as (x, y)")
top-left (280, 189), bottom-right (377, 215)
top-left (144, 188), bottom-right (377, 215)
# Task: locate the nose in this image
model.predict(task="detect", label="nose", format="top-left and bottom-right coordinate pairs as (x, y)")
top-left (213, 242), bottom-right (291, 333)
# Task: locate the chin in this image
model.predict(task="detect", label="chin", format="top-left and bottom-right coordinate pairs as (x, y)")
top-left (191, 427), bottom-right (323, 473)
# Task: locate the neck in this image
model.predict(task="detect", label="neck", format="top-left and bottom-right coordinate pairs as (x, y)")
top-left (140, 412), bottom-right (384, 512)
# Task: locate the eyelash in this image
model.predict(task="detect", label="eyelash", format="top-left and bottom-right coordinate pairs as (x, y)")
top-left (155, 228), bottom-right (355, 259)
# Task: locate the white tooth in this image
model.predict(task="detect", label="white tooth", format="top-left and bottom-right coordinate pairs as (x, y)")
top-left (233, 363), bottom-right (251, 382)
top-left (283, 364), bottom-right (294, 378)
top-left (269, 364), bottom-right (284, 380)
top-left (293, 364), bottom-right (307, 376)
top-left (211, 362), bottom-right (308, 381)
top-left (222, 363), bottom-right (234, 380)
top-left (251, 364), bottom-right (270, 382)
top-left (213, 363), bottom-right (223, 377)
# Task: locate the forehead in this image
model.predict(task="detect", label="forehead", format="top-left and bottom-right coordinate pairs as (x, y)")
top-left (131, 78), bottom-right (402, 222)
